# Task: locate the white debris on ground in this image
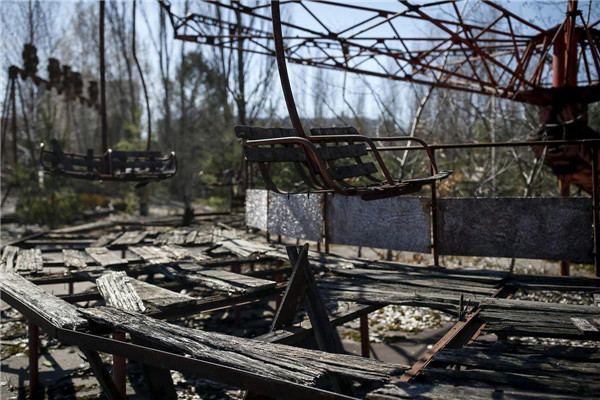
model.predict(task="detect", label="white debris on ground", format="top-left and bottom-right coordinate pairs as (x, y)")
top-left (340, 302), bottom-right (455, 344)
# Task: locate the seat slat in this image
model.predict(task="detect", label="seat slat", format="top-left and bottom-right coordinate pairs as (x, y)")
top-left (318, 144), bottom-right (367, 160)
top-left (328, 162), bottom-right (378, 180)
top-left (244, 147), bottom-right (306, 162)
top-left (235, 126), bottom-right (297, 140)
top-left (310, 126), bottom-right (358, 136)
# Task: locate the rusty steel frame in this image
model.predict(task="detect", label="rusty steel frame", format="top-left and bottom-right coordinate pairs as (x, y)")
top-left (400, 285), bottom-right (516, 382)
top-left (160, 0), bottom-right (600, 107)
top-left (0, 274), bottom-right (356, 400)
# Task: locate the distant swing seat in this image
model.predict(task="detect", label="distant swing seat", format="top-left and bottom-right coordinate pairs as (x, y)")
top-left (235, 126), bottom-right (451, 201)
top-left (41, 139), bottom-right (177, 182)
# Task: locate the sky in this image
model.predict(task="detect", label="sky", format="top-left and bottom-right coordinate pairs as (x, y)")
top-left (1, 1), bottom-right (599, 128)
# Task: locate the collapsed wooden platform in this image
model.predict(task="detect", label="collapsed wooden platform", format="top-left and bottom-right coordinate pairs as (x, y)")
top-left (1, 215), bottom-right (599, 399)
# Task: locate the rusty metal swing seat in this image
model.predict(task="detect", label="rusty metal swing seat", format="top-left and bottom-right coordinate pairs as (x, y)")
top-left (236, 125), bottom-right (451, 201)
top-left (236, 2), bottom-right (450, 201)
top-left (40, 139), bottom-right (177, 182)
top-left (38, 1), bottom-right (176, 183)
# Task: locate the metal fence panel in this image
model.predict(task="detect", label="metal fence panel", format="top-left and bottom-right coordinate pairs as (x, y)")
top-left (245, 189), bottom-right (268, 231)
top-left (267, 192), bottom-right (323, 242)
top-left (437, 197), bottom-right (593, 263)
top-left (327, 196), bottom-right (431, 253)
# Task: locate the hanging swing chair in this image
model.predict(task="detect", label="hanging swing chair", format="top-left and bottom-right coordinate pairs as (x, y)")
top-left (40, 0), bottom-right (176, 182)
top-left (237, 2), bottom-right (451, 201)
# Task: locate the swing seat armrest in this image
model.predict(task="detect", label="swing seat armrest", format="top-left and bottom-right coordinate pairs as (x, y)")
top-left (365, 135), bottom-right (440, 174)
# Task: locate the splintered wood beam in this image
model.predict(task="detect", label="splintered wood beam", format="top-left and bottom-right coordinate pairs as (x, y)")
top-left (0, 273), bottom-right (88, 331)
top-left (96, 271), bottom-right (147, 312)
top-left (80, 306), bottom-right (404, 387)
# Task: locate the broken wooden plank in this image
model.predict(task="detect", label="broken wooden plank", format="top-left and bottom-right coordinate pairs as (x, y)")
top-left (160, 245), bottom-right (211, 262)
top-left (15, 249), bottom-right (43, 272)
top-left (571, 317), bottom-right (599, 333)
top-left (217, 239), bottom-right (274, 258)
top-left (0, 246), bottom-right (19, 273)
top-left (0, 273), bottom-right (88, 330)
top-left (96, 272), bottom-right (146, 312)
top-left (111, 231), bottom-right (147, 246)
top-left (81, 306), bottom-right (404, 386)
top-left (154, 230), bottom-right (190, 246)
top-left (129, 246), bottom-right (173, 264)
top-left (62, 249), bottom-right (89, 269)
top-left (85, 247), bottom-right (126, 267)
top-left (90, 233), bottom-right (120, 248)
top-left (171, 264), bottom-right (276, 294)
top-left (128, 278), bottom-right (195, 310)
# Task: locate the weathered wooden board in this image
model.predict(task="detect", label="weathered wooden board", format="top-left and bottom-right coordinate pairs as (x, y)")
top-left (160, 245), bottom-right (211, 262)
top-left (171, 263), bottom-right (276, 294)
top-left (81, 306), bottom-right (404, 386)
top-left (130, 246), bottom-right (173, 264)
top-left (97, 271), bottom-right (194, 312)
top-left (217, 239), bottom-right (275, 258)
top-left (0, 246), bottom-right (19, 273)
top-left (85, 247), bottom-right (127, 267)
top-left (246, 189), bottom-right (268, 231)
top-left (90, 233), bottom-right (119, 247)
top-left (96, 271), bottom-right (146, 312)
top-left (0, 273), bottom-right (88, 330)
top-left (62, 249), bottom-right (88, 269)
top-left (437, 198), bottom-right (594, 263)
top-left (267, 192), bottom-right (323, 242)
top-left (154, 230), bottom-right (189, 246)
top-left (129, 278), bottom-right (195, 310)
top-left (15, 249), bottom-right (43, 272)
top-left (327, 196), bottom-right (431, 253)
top-left (188, 228), bottom-right (213, 245)
top-left (111, 231), bottom-right (147, 246)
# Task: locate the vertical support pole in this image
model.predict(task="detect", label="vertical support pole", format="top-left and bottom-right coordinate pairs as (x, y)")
top-left (323, 193), bottom-right (330, 254)
top-left (99, 0), bottom-right (109, 156)
top-left (10, 77), bottom-right (18, 165)
top-left (69, 281), bottom-right (74, 295)
top-left (232, 264), bottom-right (242, 325)
top-left (430, 149), bottom-right (440, 267)
top-left (593, 146), bottom-right (600, 277)
top-left (112, 332), bottom-right (127, 397)
top-left (360, 314), bottom-right (369, 358)
top-left (559, 177), bottom-right (571, 276)
top-left (28, 322), bottom-right (39, 399)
